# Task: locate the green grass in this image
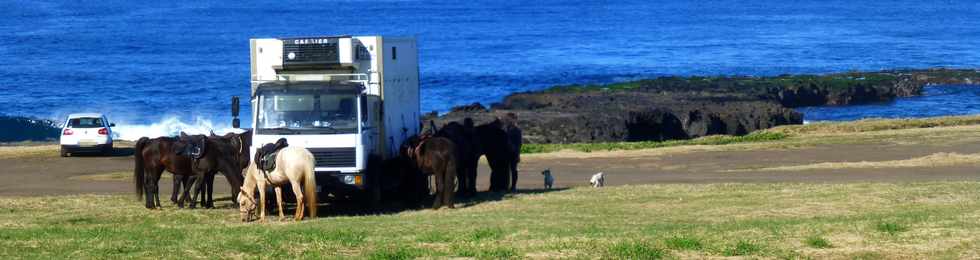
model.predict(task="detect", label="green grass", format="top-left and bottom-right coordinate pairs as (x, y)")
top-left (607, 241), bottom-right (666, 259)
top-left (519, 114), bottom-right (980, 155)
top-left (724, 240), bottom-right (762, 256)
top-left (663, 236), bottom-right (703, 250)
top-left (2, 182), bottom-right (980, 258)
top-left (876, 222), bottom-right (908, 235)
top-left (522, 131), bottom-right (787, 154)
top-left (805, 236), bottom-right (833, 249)
top-left (770, 114), bottom-right (980, 135)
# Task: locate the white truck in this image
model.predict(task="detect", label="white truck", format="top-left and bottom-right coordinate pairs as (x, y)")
top-left (236, 35), bottom-right (420, 205)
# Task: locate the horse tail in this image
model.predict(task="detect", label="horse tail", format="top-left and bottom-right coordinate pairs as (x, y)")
top-left (303, 150), bottom-right (318, 218)
top-left (134, 137), bottom-right (149, 198)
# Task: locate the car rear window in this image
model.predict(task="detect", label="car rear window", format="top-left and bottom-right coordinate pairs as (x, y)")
top-left (68, 117), bottom-right (103, 128)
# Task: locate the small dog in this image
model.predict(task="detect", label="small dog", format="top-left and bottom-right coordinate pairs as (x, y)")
top-left (541, 168), bottom-right (554, 189)
top-left (590, 172), bottom-right (605, 187)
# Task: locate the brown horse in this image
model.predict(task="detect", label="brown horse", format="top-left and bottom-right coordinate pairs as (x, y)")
top-left (402, 135), bottom-right (458, 209)
top-left (434, 120), bottom-right (481, 197)
top-left (476, 119), bottom-right (518, 192)
top-left (177, 133), bottom-right (246, 208)
top-left (134, 136), bottom-right (208, 209)
top-left (170, 130), bottom-right (252, 207)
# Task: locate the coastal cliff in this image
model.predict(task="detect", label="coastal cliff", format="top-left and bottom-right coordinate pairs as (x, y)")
top-left (429, 69), bottom-right (980, 144)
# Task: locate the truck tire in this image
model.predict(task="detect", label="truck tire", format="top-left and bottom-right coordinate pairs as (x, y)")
top-left (362, 155), bottom-right (383, 210)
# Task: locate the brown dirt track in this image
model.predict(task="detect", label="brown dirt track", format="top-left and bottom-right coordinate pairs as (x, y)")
top-left (3, 133), bottom-right (980, 197)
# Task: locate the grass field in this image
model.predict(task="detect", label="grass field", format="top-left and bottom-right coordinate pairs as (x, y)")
top-left (2, 182), bottom-right (979, 259)
top-left (522, 115), bottom-right (980, 154)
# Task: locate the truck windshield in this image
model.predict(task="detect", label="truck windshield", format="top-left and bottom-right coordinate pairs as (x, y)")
top-left (256, 92), bottom-right (358, 134)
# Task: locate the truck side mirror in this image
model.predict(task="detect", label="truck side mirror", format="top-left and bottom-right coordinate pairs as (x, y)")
top-left (231, 96), bottom-right (240, 128)
top-left (231, 96), bottom-right (240, 117)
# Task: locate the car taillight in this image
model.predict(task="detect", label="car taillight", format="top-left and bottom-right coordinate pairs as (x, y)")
top-left (63, 129), bottom-right (73, 135)
top-left (98, 128), bottom-right (108, 135)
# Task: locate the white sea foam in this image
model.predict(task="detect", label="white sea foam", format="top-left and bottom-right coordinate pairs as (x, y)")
top-left (111, 116), bottom-right (244, 141)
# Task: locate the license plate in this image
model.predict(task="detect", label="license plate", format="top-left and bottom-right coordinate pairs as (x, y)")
top-left (79, 140), bottom-right (96, 147)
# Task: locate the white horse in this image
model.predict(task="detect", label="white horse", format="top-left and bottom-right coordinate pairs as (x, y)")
top-left (237, 146), bottom-right (317, 222)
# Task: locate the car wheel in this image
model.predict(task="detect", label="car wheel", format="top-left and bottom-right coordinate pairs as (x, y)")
top-left (102, 145), bottom-right (113, 156)
top-left (60, 147), bottom-right (69, 157)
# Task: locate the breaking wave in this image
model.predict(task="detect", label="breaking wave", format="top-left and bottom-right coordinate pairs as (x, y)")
top-left (112, 116), bottom-right (244, 141)
top-left (0, 115), bottom-right (244, 142)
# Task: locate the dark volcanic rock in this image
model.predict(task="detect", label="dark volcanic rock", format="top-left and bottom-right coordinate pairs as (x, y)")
top-left (435, 91), bottom-right (802, 144)
top-left (430, 69), bottom-right (980, 144)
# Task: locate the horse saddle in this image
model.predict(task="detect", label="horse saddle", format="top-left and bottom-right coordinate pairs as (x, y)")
top-left (255, 138), bottom-right (288, 172)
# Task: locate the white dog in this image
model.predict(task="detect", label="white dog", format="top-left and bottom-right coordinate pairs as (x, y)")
top-left (590, 172), bottom-right (605, 187)
top-left (541, 168), bottom-right (554, 189)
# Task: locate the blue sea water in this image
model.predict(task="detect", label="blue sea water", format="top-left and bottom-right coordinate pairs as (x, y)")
top-left (2, 1), bottom-right (980, 140)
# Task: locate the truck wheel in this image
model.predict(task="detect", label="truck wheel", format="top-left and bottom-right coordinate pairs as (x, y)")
top-left (363, 155), bottom-right (383, 210)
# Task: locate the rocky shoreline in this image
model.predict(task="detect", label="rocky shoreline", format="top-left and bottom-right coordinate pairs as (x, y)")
top-left (428, 68), bottom-right (980, 144)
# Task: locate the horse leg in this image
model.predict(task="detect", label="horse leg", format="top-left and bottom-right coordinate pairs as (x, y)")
top-left (466, 161), bottom-right (478, 196)
top-left (189, 174), bottom-right (204, 209)
top-left (171, 175), bottom-right (182, 204)
top-left (289, 180), bottom-right (305, 221)
top-left (205, 172), bottom-right (215, 208)
top-left (444, 168), bottom-right (456, 209)
top-left (178, 175), bottom-right (191, 208)
top-left (257, 182), bottom-right (267, 222)
top-left (431, 171), bottom-right (443, 209)
top-left (509, 159), bottom-right (518, 192)
top-left (151, 171), bottom-right (163, 209)
top-left (274, 186), bottom-right (285, 221)
top-left (143, 167), bottom-right (156, 209)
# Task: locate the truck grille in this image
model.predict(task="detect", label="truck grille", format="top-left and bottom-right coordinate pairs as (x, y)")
top-left (307, 147), bottom-right (356, 168)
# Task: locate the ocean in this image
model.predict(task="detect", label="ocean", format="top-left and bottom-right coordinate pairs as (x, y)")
top-left (2, 0), bottom-right (980, 141)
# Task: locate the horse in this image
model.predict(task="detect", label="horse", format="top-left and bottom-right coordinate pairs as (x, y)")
top-left (177, 133), bottom-right (247, 208)
top-left (170, 130), bottom-right (252, 207)
top-left (237, 146), bottom-right (317, 222)
top-left (475, 119), bottom-right (518, 192)
top-left (134, 136), bottom-right (209, 209)
top-left (434, 120), bottom-right (481, 197)
top-left (402, 135), bottom-right (458, 209)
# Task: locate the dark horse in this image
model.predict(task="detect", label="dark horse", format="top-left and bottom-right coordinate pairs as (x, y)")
top-left (170, 130), bottom-right (252, 207)
top-left (434, 119), bottom-right (481, 197)
top-left (475, 119), bottom-right (519, 192)
top-left (177, 133), bottom-right (247, 208)
top-left (134, 136), bottom-right (207, 209)
top-left (402, 135), bottom-right (458, 209)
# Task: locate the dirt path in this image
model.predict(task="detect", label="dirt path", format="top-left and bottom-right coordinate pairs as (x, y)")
top-left (3, 139), bottom-right (980, 197)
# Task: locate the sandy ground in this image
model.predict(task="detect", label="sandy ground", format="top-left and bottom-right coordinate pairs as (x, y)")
top-left (2, 137), bottom-right (980, 197)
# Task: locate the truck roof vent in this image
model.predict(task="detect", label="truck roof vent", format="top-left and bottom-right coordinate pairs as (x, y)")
top-left (281, 36), bottom-right (353, 69)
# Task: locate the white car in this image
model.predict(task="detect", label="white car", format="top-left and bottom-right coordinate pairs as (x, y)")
top-left (60, 113), bottom-right (115, 156)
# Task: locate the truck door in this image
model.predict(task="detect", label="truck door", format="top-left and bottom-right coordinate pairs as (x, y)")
top-left (361, 95), bottom-right (382, 157)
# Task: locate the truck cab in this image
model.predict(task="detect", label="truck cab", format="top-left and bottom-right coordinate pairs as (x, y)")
top-left (247, 36), bottom-right (419, 203)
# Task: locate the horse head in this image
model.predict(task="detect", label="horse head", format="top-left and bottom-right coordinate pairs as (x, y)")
top-left (237, 188), bottom-right (257, 222)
